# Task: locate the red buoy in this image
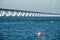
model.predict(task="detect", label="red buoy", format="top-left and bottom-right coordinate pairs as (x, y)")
top-left (37, 32), bottom-right (42, 37)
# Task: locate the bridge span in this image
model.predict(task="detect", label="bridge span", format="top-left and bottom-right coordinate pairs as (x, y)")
top-left (0, 8), bottom-right (60, 17)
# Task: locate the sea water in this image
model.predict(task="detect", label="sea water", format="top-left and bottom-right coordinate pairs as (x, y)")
top-left (0, 17), bottom-right (60, 40)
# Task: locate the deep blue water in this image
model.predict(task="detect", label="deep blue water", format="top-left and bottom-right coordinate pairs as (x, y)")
top-left (0, 17), bottom-right (60, 40)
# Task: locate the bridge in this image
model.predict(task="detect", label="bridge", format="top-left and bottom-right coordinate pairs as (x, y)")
top-left (0, 8), bottom-right (60, 17)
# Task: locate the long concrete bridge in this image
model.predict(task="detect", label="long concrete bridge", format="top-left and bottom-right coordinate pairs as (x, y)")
top-left (0, 8), bottom-right (60, 17)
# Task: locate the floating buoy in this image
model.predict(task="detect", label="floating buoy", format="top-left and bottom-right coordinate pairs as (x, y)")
top-left (37, 32), bottom-right (42, 37)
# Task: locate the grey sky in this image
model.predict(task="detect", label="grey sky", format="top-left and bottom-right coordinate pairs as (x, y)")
top-left (0, 0), bottom-right (60, 13)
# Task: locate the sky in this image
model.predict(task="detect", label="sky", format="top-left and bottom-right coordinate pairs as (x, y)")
top-left (0, 0), bottom-right (60, 13)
